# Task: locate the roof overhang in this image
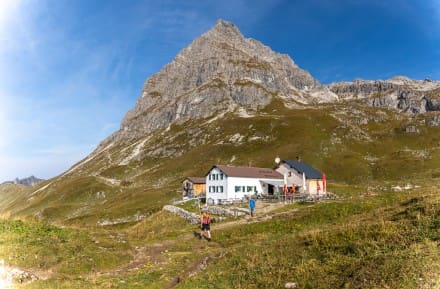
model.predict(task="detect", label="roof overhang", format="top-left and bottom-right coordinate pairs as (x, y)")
top-left (260, 180), bottom-right (285, 186)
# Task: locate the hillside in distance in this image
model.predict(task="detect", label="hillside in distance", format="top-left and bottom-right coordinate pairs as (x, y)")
top-left (1, 20), bottom-right (439, 226)
top-left (4, 176), bottom-right (45, 187)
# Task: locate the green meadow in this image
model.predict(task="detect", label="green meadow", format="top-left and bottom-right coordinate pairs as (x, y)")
top-left (0, 103), bottom-right (439, 288)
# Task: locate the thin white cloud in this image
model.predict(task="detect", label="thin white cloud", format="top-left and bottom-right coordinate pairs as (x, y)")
top-left (0, 0), bottom-right (22, 30)
top-left (0, 0), bottom-right (36, 54)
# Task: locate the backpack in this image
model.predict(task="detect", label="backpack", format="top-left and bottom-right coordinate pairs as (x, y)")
top-left (202, 214), bottom-right (211, 225)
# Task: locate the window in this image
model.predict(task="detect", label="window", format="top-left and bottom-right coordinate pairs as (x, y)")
top-left (220, 173), bottom-right (224, 180)
top-left (208, 186), bottom-right (211, 193)
top-left (242, 186), bottom-right (245, 192)
top-left (254, 186), bottom-right (257, 193)
top-left (235, 186), bottom-right (240, 192)
top-left (209, 174), bottom-right (211, 180)
top-left (247, 186), bottom-right (253, 192)
top-left (220, 186), bottom-right (224, 193)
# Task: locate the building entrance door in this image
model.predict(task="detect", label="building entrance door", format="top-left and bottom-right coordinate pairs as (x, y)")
top-left (268, 184), bottom-right (274, 195)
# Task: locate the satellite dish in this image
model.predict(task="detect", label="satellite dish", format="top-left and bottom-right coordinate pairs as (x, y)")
top-left (275, 156), bottom-right (281, 164)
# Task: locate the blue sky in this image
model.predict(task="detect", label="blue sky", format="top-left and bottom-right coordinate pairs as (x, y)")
top-left (0, 0), bottom-right (439, 182)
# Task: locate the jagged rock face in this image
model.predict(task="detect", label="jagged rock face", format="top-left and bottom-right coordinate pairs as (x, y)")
top-left (329, 77), bottom-right (440, 114)
top-left (106, 20), bottom-right (336, 145)
top-left (428, 115), bottom-right (440, 126)
top-left (12, 176), bottom-right (44, 187)
top-left (98, 20), bottom-right (439, 150)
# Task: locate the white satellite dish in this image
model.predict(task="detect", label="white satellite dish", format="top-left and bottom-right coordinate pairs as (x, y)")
top-left (275, 156), bottom-right (281, 164)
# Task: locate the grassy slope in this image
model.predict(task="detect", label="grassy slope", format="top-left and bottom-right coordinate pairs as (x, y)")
top-left (0, 183), bottom-right (31, 217)
top-left (2, 101), bottom-right (439, 225)
top-left (0, 219), bottom-right (130, 275)
top-left (177, 189), bottom-right (439, 289)
top-left (0, 186), bottom-right (436, 288)
top-left (0, 101), bottom-right (438, 288)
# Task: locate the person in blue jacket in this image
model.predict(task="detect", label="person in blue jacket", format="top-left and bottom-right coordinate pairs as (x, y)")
top-left (249, 198), bottom-right (256, 217)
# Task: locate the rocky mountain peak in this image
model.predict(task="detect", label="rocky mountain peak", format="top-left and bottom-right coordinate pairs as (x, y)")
top-left (205, 19), bottom-right (243, 40)
top-left (389, 75), bottom-right (411, 82)
top-left (100, 19), bottom-right (337, 147)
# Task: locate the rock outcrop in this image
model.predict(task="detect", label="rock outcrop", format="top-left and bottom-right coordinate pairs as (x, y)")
top-left (12, 176), bottom-right (44, 187)
top-left (0, 260), bottom-right (39, 286)
top-left (428, 115), bottom-right (440, 126)
top-left (101, 19), bottom-right (338, 147)
top-left (329, 76), bottom-right (440, 114)
top-left (95, 19), bottom-right (439, 153)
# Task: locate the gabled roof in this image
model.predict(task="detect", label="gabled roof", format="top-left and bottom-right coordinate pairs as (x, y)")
top-left (185, 177), bottom-right (206, 184)
top-left (208, 165), bottom-right (283, 179)
top-left (282, 160), bottom-right (322, 179)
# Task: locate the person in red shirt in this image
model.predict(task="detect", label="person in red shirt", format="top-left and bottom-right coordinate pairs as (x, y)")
top-left (200, 211), bottom-right (211, 241)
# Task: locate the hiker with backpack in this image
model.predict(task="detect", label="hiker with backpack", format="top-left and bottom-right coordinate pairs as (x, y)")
top-left (200, 210), bottom-right (211, 241)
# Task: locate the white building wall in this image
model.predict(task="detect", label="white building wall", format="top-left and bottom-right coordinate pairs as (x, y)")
top-left (226, 177), bottom-right (263, 200)
top-left (276, 164), bottom-right (303, 186)
top-left (205, 167), bottom-right (228, 204)
top-left (206, 167), bottom-right (283, 204)
top-left (307, 179), bottom-right (324, 195)
top-left (276, 163), bottom-right (324, 195)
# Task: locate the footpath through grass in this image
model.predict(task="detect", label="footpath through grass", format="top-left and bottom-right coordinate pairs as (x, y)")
top-left (0, 187), bottom-right (438, 288)
top-left (177, 189), bottom-right (440, 289)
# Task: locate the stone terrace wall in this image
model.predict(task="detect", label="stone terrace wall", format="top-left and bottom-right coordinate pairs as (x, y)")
top-left (163, 205), bottom-right (247, 224)
top-left (163, 205), bottom-right (200, 224)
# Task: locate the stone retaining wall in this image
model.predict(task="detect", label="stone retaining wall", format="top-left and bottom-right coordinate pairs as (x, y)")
top-left (206, 206), bottom-right (247, 217)
top-left (163, 205), bottom-right (200, 224)
top-left (163, 205), bottom-right (247, 224)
